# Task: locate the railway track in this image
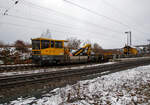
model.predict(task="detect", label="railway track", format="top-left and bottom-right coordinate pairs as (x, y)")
top-left (0, 62), bottom-right (103, 72)
top-left (0, 57), bottom-right (150, 89)
top-left (0, 64), bottom-right (38, 72)
top-left (0, 57), bottom-right (149, 72)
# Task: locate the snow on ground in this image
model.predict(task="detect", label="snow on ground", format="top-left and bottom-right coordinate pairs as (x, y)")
top-left (117, 56), bottom-right (150, 61)
top-left (4, 65), bottom-right (150, 105)
top-left (0, 64), bottom-right (35, 67)
top-left (0, 62), bottom-right (115, 76)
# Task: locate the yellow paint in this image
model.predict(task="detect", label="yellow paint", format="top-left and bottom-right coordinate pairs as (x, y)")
top-left (32, 37), bottom-right (68, 42)
top-left (41, 48), bottom-right (64, 55)
top-left (124, 46), bottom-right (138, 55)
top-left (32, 37), bottom-right (67, 56)
top-left (73, 44), bottom-right (91, 56)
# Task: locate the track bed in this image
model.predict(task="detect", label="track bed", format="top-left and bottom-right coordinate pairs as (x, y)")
top-left (0, 57), bottom-right (150, 103)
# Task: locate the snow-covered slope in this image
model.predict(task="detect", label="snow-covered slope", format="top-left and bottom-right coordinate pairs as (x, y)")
top-left (7, 65), bottom-right (150, 105)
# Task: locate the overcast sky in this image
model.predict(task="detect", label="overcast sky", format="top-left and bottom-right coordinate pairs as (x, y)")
top-left (0, 0), bottom-right (150, 49)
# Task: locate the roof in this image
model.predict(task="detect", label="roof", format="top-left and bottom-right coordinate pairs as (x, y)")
top-left (32, 37), bottom-right (68, 42)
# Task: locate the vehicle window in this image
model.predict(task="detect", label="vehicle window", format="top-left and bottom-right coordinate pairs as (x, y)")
top-left (51, 41), bottom-right (54, 48)
top-left (55, 41), bottom-right (63, 48)
top-left (64, 42), bottom-right (68, 47)
top-left (32, 40), bottom-right (40, 50)
top-left (41, 40), bottom-right (50, 49)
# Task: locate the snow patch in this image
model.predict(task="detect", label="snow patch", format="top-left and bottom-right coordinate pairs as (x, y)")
top-left (7, 65), bottom-right (150, 105)
top-left (0, 62), bottom-right (115, 76)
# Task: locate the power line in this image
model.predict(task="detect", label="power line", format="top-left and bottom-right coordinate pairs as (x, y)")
top-left (1, 0), bottom-right (148, 46)
top-left (6, 14), bottom-right (89, 31)
top-left (4, 14), bottom-right (120, 39)
top-left (23, 0), bottom-right (149, 36)
top-left (23, 0), bottom-right (149, 37)
top-left (1, 0), bottom-right (125, 42)
top-left (0, 17), bottom-right (122, 39)
top-left (0, 21), bottom-right (121, 42)
top-left (64, 0), bottom-right (150, 41)
top-left (102, 0), bottom-right (129, 18)
top-left (1, 1), bottom-right (122, 36)
top-left (0, 22), bottom-right (41, 30)
top-left (3, 0), bottom-right (20, 15)
top-left (63, 0), bottom-right (130, 29)
top-left (19, 0), bottom-right (122, 34)
top-left (4, 0), bottom-right (150, 36)
top-left (101, 0), bottom-right (150, 35)
top-left (1, 0), bottom-right (124, 41)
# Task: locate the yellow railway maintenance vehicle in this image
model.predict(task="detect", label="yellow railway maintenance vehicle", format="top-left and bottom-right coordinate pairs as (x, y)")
top-left (32, 37), bottom-right (68, 65)
top-left (31, 37), bottom-right (109, 65)
top-left (123, 46), bottom-right (138, 55)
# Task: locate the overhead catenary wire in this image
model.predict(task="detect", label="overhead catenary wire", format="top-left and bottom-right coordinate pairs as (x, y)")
top-left (3, 0), bottom-right (149, 36)
top-left (23, 0), bottom-right (149, 37)
top-left (3, 14), bottom-right (121, 40)
top-left (63, 0), bottom-right (131, 29)
top-left (0, 0), bottom-right (125, 43)
top-left (0, 21), bottom-right (121, 42)
top-left (4, 0), bottom-right (148, 38)
top-left (1, 0), bottom-right (148, 47)
top-left (18, 0), bottom-right (122, 34)
top-left (0, 22), bottom-right (42, 30)
top-left (101, 0), bottom-right (150, 35)
top-left (3, 0), bottom-right (20, 15)
top-left (63, 0), bottom-right (150, 42)
top-left (0, 1), bottom-right (122, 36)
top-left (1, 0), bottom-right (123, 34)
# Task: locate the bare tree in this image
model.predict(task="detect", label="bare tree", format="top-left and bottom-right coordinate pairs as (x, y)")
top-left (25, 42), bottom-right (32, 48)
top-left (67, 37), bottom-right (82, 49)
top-left (83, 40), bottom-right (91, 46)
top-left (14, 40), bottom-right (27, 52)
top-left (41, 29), bottom-right (52, 38)
top-left (0, 41), bottom-right (4, 47)
top-left (92, 43), bottom-right (103, 54)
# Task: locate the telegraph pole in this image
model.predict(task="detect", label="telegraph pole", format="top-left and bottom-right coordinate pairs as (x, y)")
top-left (129, 31), bottom-right (132, 46)
top-left (147, 39), bottom-right (150, 53)
top-left (125, 31), bottom-right (132, 46)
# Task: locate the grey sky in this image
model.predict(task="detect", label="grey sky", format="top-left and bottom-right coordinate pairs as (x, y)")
top-left (0, 0), bottom-right (150, 49)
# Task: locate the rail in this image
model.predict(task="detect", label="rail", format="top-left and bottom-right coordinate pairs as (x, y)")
top-left (0, 58), bottom-right (150, 88)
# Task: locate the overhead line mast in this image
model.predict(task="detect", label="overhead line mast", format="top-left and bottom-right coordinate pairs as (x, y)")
top-left (125, 31), bottom-right (132, 46)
